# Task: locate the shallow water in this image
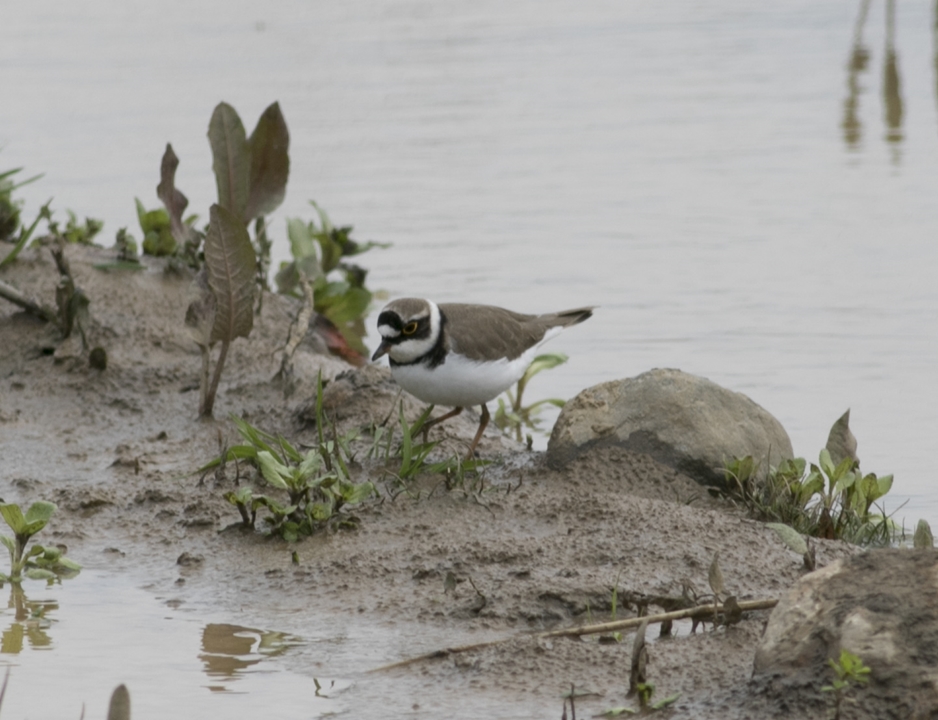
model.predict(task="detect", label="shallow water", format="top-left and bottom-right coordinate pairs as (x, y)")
top-left (0, 570), bottom-right (353, 716)
top-left (1, 1), bottom-right (937, 711)
top-left (0, 564), bottom-right (548, 719)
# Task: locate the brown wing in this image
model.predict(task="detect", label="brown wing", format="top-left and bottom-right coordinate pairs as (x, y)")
top-left (439, 303), bottom-right (593, 361)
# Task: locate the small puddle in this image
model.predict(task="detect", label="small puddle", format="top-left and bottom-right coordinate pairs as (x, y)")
top-left (0, 569), bottom-right (350, 717)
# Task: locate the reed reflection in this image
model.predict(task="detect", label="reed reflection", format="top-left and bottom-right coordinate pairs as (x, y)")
top-left (843, 0), bottom-right (871, 148)
top-left (934, 0), bottom-right (938, 123)
top-left (883, 0), bottom-right (904, 150)
top-left (842, 0), bottom-right (905, 158)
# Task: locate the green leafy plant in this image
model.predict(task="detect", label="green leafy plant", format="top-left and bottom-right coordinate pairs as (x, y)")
top-left (0, 501), bottom-right (81, 583)
top-left (275, 201), bottom-right (387, 355)
top-left (822, 649), bottom-right (870, 720)
top-left (219, 418), bottom-right (374, 541)
top-left (394, 404), bottom-right (441, 482)
top-left (46, 210), bottom-right (103, 245)
top-left (368, 403), bottom-right (486, 496)
top-left (809, 448), bottom-right (894, 540)
top-left (724, 451), bottom-right (898, 545)
top-left (721, 412), bottom-right (901, 545)
top-left (133, 197), bottom-right (197, 258)
top-left (209, 376), bottom-right (375, 540)
top-left (493, 353), bottom-right (568, 443)
top-left (0, 162), bottom-right (50, 269)
top-left (724, 456), bottom-right (817, 531)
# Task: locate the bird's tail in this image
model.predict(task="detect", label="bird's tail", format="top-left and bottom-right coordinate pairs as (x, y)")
top-left (551, 307), bottom-right (594, 327)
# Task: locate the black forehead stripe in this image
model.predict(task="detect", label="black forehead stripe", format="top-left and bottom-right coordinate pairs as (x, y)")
top-left (377, 310), bottom-right (402, 330)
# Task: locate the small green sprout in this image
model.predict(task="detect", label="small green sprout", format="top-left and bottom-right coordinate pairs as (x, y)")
top-left (0, 501), bottom-right (81, 583)
top-left (822, 649), bottom-right (870, 720)
top-left (208, 374), bottom-right (375, 540)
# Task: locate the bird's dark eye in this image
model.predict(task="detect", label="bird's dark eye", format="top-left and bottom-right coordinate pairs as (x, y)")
top-left (402, 321), bottom-right (419, 335)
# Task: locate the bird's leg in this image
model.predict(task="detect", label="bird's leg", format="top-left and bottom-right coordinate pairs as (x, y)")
top-left (419, 406), bottom-right (464, 444)
top-left (465, 404), bottom-right (491, 461)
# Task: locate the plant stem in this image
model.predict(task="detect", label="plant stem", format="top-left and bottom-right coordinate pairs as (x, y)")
top-left (201, 340), bottom-right (230, 418)
top-left (198, 345), bottom-right (211, 415)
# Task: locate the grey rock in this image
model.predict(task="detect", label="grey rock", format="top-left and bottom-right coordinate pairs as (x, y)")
top-left (547, 368), bottom-right (793, 487)
top-left (752, 548), bottom-right (938, 718)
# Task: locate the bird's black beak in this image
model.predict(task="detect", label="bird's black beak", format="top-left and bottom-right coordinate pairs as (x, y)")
top-left (371, 339), bottom-right (392, 362)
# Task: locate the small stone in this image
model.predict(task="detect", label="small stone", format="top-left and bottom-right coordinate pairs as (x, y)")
top-left (89, 346), bottom-right (107, 370)
top-left (176, 552), bottom-right (204, 566)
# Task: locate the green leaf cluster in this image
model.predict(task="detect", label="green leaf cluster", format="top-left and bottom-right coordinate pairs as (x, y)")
top-left (0, 501), bottom-right (81, 583)
top-left (365, 403), bottom-right (484, 494)
top-left (49, 210), bottom-right (103, 245)
top-left (722, 412), bottom-right (901, 546)
top-left (823, 649), bottom-right (870, 719)
top-left (0, 163), bottom-right (45, 250)
top-left (724, 449), bottom-right (898, 545)
top-left (212, 376), bottom-right (375, 540)
top-left (0, 167), bottom-right (25, 241)
top-left (276, 201), bottom-right (388, 355)
top-left (823, 649), bottom-right (871, 692)
top-left (134, 198), bottom-right (193, 257)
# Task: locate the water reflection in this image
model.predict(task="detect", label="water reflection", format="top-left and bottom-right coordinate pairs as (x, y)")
top-left (0, 584), bottom-right (57, 654)
top-left (841, 0), bottom-right (905, 157)
top-left (883, 0), bottom-right (904, 150)
top-left (843, 0), bottom-right (871, 148)
top-left (932, 0), bottom-right (938, 121)
top-left (199, 623), bottom-right (302, 692)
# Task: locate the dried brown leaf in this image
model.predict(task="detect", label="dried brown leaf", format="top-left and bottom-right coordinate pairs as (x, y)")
top-left (204, 205), bottom-right (255, 344)
top-left (245, 101), bottom-right (290, 223)
top-left (156, 143), bottom-right (192, 246)
top-left (208, 102), bottom-right (250, 220)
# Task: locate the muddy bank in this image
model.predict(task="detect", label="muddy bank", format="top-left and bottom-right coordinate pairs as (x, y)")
top-left (0, 243), bottom-right (860, 718)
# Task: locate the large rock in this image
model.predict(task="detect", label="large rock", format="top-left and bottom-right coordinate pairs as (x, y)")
top-left (546, 368), bottom-right (793, 487)
top-left (751, 549), bottom-right (938, 719)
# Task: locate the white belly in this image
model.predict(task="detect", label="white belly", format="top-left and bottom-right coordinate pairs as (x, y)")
top-left (391, 347), bottom-right (537, 408)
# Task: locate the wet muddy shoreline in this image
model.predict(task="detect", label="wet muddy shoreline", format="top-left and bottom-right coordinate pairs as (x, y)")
top-left (0, 244), bottom-right (859, 718)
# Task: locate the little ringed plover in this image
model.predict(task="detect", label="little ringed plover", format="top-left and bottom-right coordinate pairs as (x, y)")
top-left (371, 298), bottom-right (593, 458)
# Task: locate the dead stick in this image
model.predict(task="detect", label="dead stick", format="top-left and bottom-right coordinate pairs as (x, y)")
top-left (369, 598), bottom-right (778, 673)
top-left (278, 278), bottom-right (314, 378)
top-left (539, 598), bottom-right (777, 639)
top-left (0, 278), bottom-right (57, 323)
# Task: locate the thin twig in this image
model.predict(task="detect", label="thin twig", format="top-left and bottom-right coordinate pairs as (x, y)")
top-left (368, 598), bottom-right (778, 672)
top-left (278, 278), bottom-right (314, 383)
top-left (0, 278), bottom-right (57, 323)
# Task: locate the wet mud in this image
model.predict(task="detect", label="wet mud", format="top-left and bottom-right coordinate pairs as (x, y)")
top-left (0, 244), bottom-right (859, 718)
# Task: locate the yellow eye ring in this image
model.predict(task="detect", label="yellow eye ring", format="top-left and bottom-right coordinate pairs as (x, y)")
top-left (402, 321), bottom-right (419, 335)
